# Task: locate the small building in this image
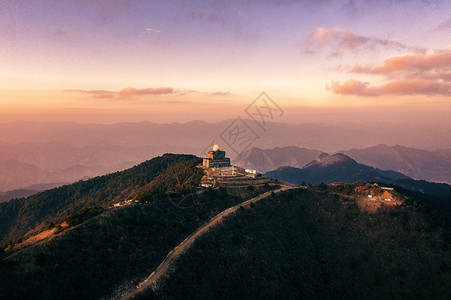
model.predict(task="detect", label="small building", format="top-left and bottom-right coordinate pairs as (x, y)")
top-left (202, 145), bottom-right (231, 169)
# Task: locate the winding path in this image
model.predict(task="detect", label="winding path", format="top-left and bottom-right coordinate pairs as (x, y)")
top-left (119, 185), bottom-right (295, 299)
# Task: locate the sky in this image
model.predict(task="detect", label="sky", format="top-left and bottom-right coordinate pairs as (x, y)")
top-left (1, 0), bottom-right (451, 123)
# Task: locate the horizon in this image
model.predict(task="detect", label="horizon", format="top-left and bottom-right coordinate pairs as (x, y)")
top-left (1, 118), bottom-right (451, 152)
top-left (2, 104), bottom-right (451, 127)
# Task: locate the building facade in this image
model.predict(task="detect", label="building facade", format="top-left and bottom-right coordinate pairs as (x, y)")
top-left (202, 145), bottom-right (231, 169)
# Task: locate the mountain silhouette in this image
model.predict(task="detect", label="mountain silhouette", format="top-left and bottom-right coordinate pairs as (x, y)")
top-left (266, 153), bottom-right (408, 185)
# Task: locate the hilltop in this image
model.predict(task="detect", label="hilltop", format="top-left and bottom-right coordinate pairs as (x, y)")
top-left (265, 152), bottom-right (408, 185)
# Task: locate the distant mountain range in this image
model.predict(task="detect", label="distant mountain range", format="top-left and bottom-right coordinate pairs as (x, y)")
top-left (1, 121), bottom-right (451, 192)
top-left (343, 144), bottom-right (451, 184)
top-left (238, 145), bottom-right (451, 184)
top-left (234, 146), bottom-right (322, 173)
top-left (0, 158), bottom-right (133, 192)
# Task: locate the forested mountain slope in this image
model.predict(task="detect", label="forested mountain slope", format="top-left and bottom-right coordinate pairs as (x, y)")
top-left (0, 154), bottom-right (276, 299)
top-left (0, 154), bottom-right (200, 244)
top-left (138, 185), bottom-right (451, 300)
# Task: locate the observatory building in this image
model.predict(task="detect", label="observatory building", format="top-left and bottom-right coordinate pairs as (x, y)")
top-left (203, 145), bottom-right (231, 169)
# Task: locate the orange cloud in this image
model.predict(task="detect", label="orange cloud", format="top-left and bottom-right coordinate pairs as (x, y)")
top-left (304, 27), bottom-right (416, 57)
top-left (329, 48), bottom-right (451, 96)
top-left (326, 79), bottom-right (370, 95)
top-left (92, 93), bottom-right (114, 99)
top-left (404, 72), bottom-right (451, 82)
top-left (119, 87), bottom-right (174, 96)
top-left (65, 87), bottom-right (174, 99)
top-left (350, 52), bottom-right (451, 74)
top-left (326, 79), bottom-right (451, 96)
top-left (65, 87), bottom-right (232, 99)
top-left (210, 91), bottom-right (231, 96)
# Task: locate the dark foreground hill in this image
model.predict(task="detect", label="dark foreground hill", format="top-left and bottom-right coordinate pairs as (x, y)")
top-left (137, 185), bottom-right (451, 300)
top-left (1, 153), bottom-right (451, 299)
top-left (0, 154), bottom-right (277, 299)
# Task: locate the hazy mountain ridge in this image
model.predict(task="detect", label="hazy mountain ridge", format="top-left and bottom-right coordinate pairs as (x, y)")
top-left (0, 189), bottom-right (39, 204)
top-left (1, 120), bottom-right (450, 152)
top-left (0, 183), bottom-right (73, 203)
top-left (234, 146), bottom-right (322, 173)
top-left (238, 145), bottom-right (451, 184)
top-left (1, 121), bottom-right (451, 191)
top-left (266, 153), bottom-right (402, 185)
top-left (0, 158), bottom-right (136, 192)
top-left (0, 139), bottom-right (199, 191)
top-left (343, 144), bottom-right (451, 184)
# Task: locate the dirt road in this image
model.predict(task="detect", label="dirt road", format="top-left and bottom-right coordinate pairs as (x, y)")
top-left (119, 185), bottom-right (295, 300)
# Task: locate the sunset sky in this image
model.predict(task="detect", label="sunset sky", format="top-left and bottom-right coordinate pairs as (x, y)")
top-left (1, 0), bottom-right (451, 123)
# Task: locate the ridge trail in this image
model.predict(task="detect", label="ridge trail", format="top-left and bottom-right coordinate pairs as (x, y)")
top-left (118, 185), bottom-right (295, 299)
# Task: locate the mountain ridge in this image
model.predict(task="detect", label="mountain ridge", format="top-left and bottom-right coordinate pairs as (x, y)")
top-left (266, 152), bottom-right (399, 185)
top-left (0, 154), bottom-right (201, 244)
top-left (265, 152), bottom-right (451, 215)
top-left (343, 143), bottom-right (451, 184)
top-left (237, 145), bottom-right (451, 184)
